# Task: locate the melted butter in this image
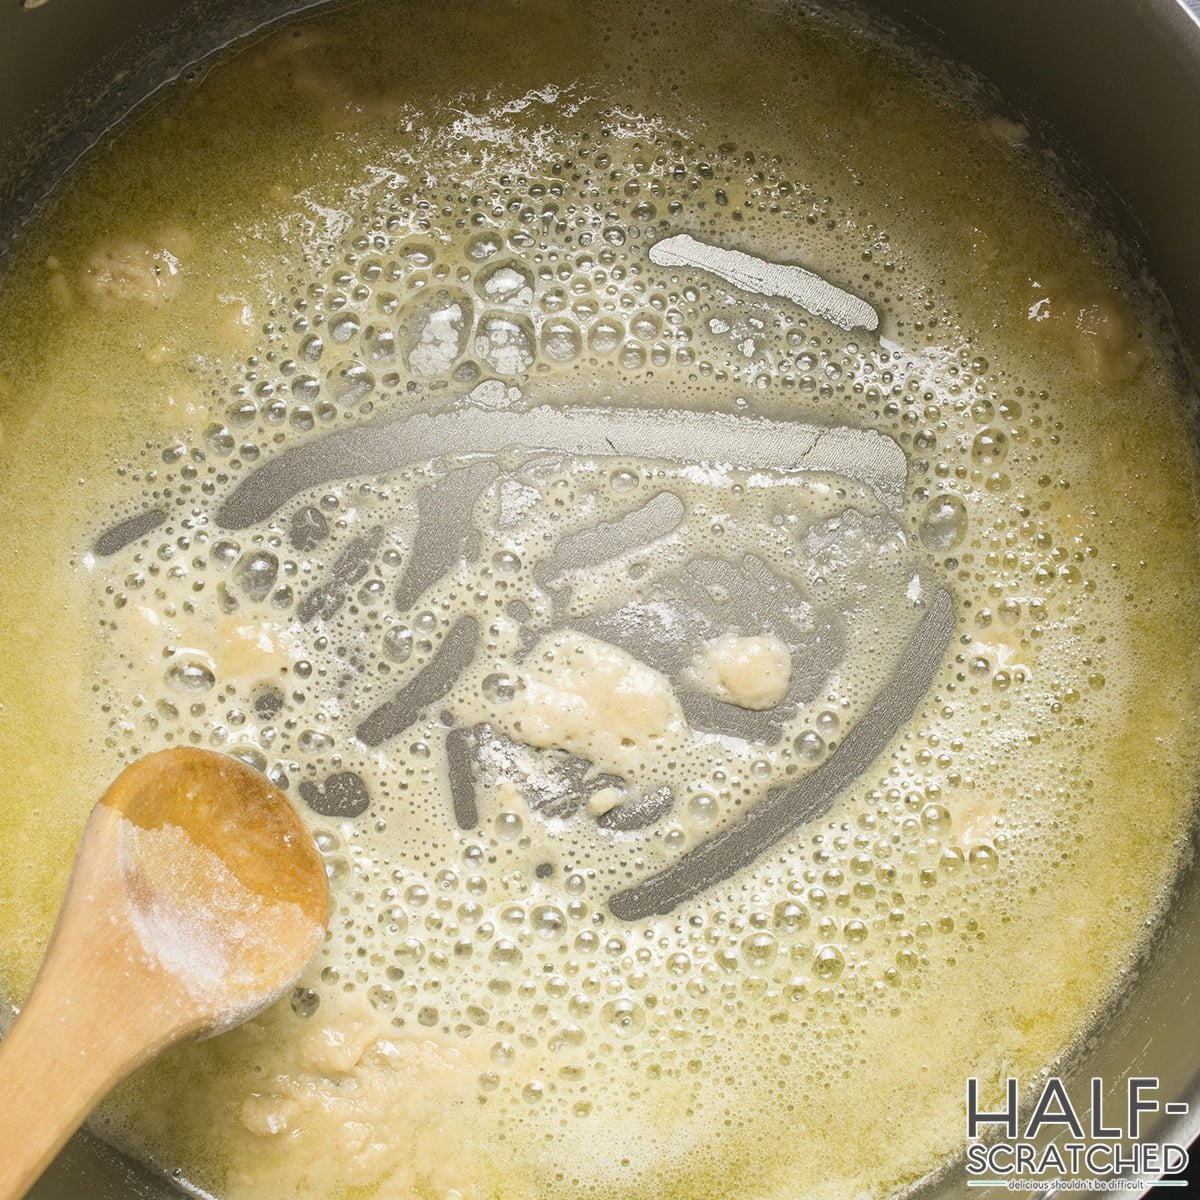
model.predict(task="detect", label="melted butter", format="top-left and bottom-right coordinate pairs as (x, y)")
top-left (0, 0), bottom-right (1198, 1198)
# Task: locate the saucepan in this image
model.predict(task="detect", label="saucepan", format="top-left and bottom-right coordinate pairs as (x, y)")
top-left (0, 0), bottom-right (1196, 1197)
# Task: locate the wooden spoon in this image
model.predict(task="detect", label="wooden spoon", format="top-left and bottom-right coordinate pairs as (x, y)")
top-left (0, 747), bottom-right (330, 1200)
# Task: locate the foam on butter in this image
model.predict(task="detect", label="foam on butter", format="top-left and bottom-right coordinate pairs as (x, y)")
top-left (0, 2), bottom-right (1197, 1199)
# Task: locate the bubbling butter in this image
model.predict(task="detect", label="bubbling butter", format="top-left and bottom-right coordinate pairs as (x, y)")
top-left (0, 1), bottom-right (1198, 1199)
top-left (691, 633), bottom-right (793, 709)
top-left (499, 631), bottom-right (688, 776)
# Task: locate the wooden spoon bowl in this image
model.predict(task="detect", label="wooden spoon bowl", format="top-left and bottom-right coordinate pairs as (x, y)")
top-left (0, 748), bottom-right (330, 1199)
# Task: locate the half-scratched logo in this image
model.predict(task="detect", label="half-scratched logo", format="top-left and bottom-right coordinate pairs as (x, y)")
top-left (965, 1075), bottom-right (1191, 1190)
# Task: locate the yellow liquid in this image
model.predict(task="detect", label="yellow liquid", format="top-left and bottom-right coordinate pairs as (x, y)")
top-left (0, 1), bottom-right (1198, 1197)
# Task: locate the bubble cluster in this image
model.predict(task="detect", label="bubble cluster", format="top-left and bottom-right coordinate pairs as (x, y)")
top-left (83, 98), bottom-right (1116, 1186)
top-left (2, 0), bottom-right (1191, 1196)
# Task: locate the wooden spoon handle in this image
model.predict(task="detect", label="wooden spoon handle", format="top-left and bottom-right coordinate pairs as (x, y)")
top-left (0, 750), bottom-right (329, 1199)
top-left (0, 978), bottom-right (149, 1199)
top-left (0, 804), bottom-right (192, 1200)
